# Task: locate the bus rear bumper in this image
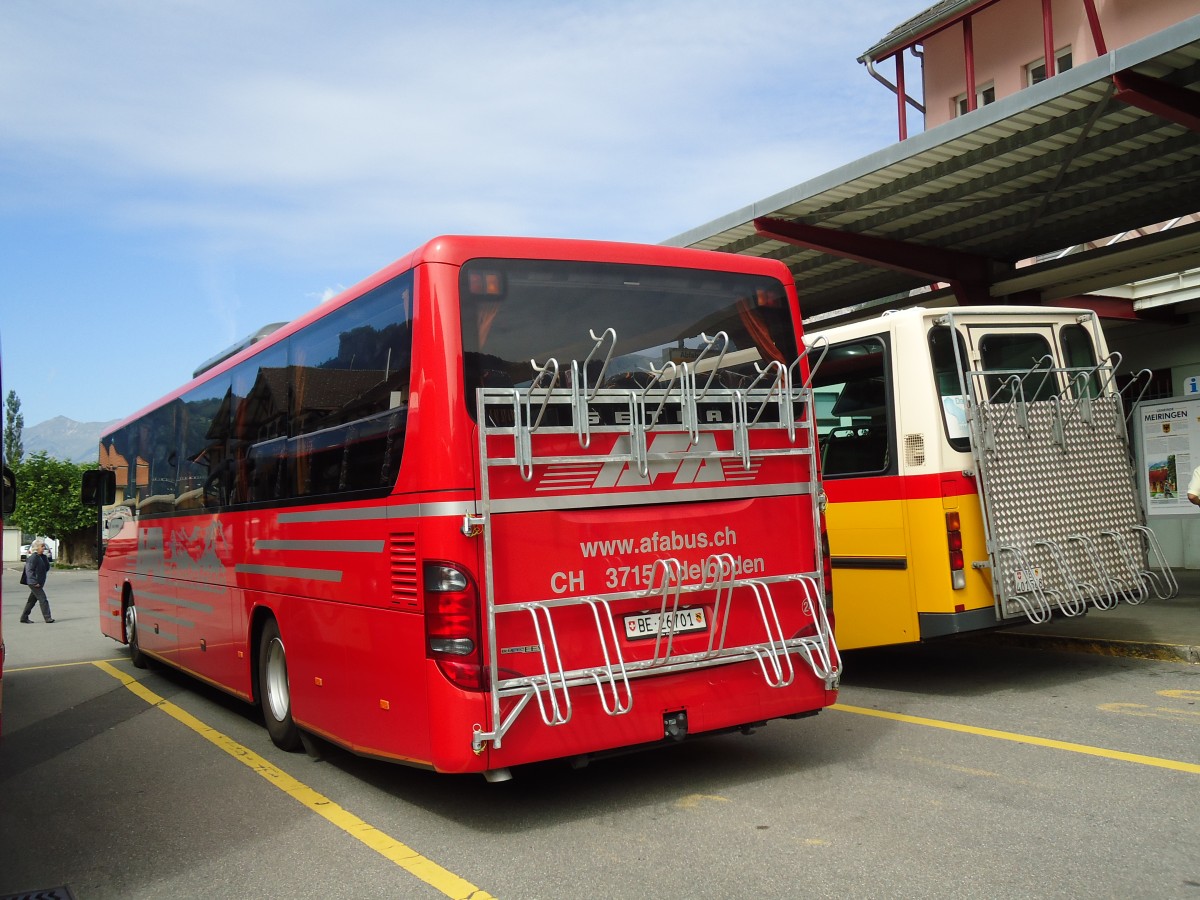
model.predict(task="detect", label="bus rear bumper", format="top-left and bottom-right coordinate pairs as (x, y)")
top-left (918, 605), bottom-right (1000, 640)
top-left (430, 658), bottom-right (837, 775)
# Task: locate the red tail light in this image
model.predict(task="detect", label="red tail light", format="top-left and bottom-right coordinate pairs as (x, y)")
top-left (946, 512), bottom-right (966, 589)
top-left (424, 561), bottom-right (485, 691)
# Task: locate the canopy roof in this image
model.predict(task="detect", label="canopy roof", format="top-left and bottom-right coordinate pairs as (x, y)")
top-left (666, 17), bottom-right (1200, 324)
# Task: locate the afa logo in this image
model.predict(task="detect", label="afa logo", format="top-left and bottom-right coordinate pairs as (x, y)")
top-left (534, 433), bottom-right (763, 493)
top-left (593, 433), bottom-right (727, 488)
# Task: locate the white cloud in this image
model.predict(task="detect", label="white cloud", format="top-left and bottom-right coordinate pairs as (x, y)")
top-left (316, 285), bottom-right (347, 304)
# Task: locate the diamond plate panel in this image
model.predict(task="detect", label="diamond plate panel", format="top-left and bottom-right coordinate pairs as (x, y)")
top-left (972, 395), bottom-right (1147, 620)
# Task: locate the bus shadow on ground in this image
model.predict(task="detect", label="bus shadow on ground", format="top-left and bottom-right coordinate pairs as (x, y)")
top-left (839, 636), bottom-right (1147, 698)
top-left (129, 654), bottom-right (867, 831)
top-left (322, 718), bottom-right (855, 833)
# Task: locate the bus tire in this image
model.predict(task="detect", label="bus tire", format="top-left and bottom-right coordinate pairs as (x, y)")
top-left (258, 617), bottom-right (302, 752)
top-left (125, 596), bottom-right (148, 669)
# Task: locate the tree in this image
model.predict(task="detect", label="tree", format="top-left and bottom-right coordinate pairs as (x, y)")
top-left (4, 389), bottom-right (23, 464)
top-left (13, 452), bottom-right (98, 563)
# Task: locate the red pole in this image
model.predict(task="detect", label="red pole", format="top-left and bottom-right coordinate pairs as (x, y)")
top-left (964, 16), bottom-right (977, 111)
top-left (896, 52), bottom-right (909, 140)
top-left (1042, 0), bottom-right (1056, 78)
top-left (1081, 0), bottom-right (1107, 56)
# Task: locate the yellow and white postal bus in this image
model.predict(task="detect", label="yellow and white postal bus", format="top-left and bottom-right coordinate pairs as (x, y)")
top-left (806, 306), bottom-right (1176, 651)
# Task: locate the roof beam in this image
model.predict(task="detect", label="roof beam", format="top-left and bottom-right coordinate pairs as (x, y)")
top-left (1048, 295), bottom-right (1138, 319)
top-left (753, 217), bottom-right (994, 304)
top-left (1112, 69), bottom-right (1200, 133)
top-left (1049, 294), bottom-right (1185, 324)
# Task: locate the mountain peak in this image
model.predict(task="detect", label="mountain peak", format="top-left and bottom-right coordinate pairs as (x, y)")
top-left (23, 416), bottom-right (120, 464)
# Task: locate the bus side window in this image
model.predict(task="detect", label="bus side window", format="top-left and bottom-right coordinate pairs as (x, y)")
top-left (138, 405), bottom-right (178, 516)
top-left (928, 326), bottom-right (971, 452)
top-left (289, 272), bottom-right (413, 499)
top-left (811, 337), bottom-right (891, 478)
top-left (231, 341), bottom-right (290, 505)
top-left (177, 375), bottom-right (232, 510)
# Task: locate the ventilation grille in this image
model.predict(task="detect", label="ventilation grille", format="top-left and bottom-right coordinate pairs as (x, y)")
top-left (389, 533), bottom-right (418, 608)
top-left (904, 433), bottom-right (926, 467)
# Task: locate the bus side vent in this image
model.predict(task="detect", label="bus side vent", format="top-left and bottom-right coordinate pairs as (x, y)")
top-left (904, 433), bottom-right (925, 467)
top-left (390, 533), bottom-right (419, 608)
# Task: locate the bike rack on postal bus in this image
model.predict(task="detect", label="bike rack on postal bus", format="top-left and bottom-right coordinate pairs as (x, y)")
top-left (940, 310), bottom-right (1178, 626)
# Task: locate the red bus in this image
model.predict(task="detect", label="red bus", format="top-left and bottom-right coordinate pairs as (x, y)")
top-left (83, 236), bottom-right (838, 779)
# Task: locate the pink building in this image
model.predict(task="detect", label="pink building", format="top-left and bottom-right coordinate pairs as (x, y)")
top-left (861, 0), bottom-right (1200, 138)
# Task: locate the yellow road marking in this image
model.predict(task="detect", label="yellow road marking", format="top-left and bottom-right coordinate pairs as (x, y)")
top-left (674, 793), bottom-right (730, 809)
top-left (93, 660), bottom-right (495, 900)
top-left (6, 657), bottom-right (128, 673)
top-left (1099, 701), bottom-right (1200, 723)
top-left (1159, 689), bottom-right (1200, 701)
top-left (833, 703), bottom-right (1200, 775)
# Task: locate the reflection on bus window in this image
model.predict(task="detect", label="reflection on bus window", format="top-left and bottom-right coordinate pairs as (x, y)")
top-left (177, 374), bottom-right (232, 510)
top-left (979, 333), bottom-right (1056, 402)
top-left (810, 337), bottom-right (891, 478)
top-left (232, 341), bottom-right (289, 505)
top-left (458, 260), bottom-right (796, 419)
top-left (1061, 323), bottom-right (1101, 398)
top-left (928, 326), bottom-right (971, 452)
top-left (289, 273), bottom-right (412, 499)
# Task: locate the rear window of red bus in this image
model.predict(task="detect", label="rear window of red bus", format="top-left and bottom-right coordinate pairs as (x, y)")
top-left (458, 259), bottom-right (797, 415)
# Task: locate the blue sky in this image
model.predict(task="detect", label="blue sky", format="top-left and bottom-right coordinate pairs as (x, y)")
top-left (1, 0), bottom-right (914, 431)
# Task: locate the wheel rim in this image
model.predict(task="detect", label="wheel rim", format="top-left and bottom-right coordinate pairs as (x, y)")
top-left (264, 636), bottom-right (290, 722)
top-left (125, 605), bottom-right (137, 646)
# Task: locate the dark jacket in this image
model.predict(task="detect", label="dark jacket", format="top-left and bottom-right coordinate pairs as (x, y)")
top-left (24, 551), bottom-right (50, 588)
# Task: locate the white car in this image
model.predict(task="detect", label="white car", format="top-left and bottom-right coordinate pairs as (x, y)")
top-left (19, 540), bottom-right (54, 562)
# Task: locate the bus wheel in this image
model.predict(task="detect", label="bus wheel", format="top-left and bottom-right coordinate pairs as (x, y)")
top-left (258, 618), bottom-right (302, 752)
top-left (125, 599), bottom-right (148, 669)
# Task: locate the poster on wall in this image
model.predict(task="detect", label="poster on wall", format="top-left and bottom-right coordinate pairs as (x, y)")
top-left (1137, 396), bottom-right (1200, 516)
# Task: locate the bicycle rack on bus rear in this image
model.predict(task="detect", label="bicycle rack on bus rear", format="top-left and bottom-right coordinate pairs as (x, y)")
top-left (940, 312), bottom-right (1178, 624)
top-left (469, 329), bottom-right (840, 753)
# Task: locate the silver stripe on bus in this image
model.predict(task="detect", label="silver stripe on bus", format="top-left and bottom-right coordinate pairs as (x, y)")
top-left (487, 482), bottom-right (814, 515)
top-left (144, 611), bottom-right (195, 628)
top-left (271, 485), bottom-right (802, 522)
top-left (175, 596), bottom-right (216, 614)
top-left (254, 539), bottom-right (386, 553)
top-left (131, 573), bottom-right (183, 589)
top-left (172, 579), bottom-right (229, 594)
top-left (277, 501), bottom-right (475, 525)
top-left (128, 574), bottom-right (227, 595)
top-left (234, 564), bottom-right (344, 582)
top-left (132, 589), bottom-right (176, 606)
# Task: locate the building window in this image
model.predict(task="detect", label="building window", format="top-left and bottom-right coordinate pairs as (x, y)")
top-left (1026, 48), bottom-right (1073, 86)
top-left (953, 83), bottom-right (996, 117)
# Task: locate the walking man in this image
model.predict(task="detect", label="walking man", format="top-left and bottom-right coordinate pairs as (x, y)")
top-left (20, 539), bottom-right (55, 623)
